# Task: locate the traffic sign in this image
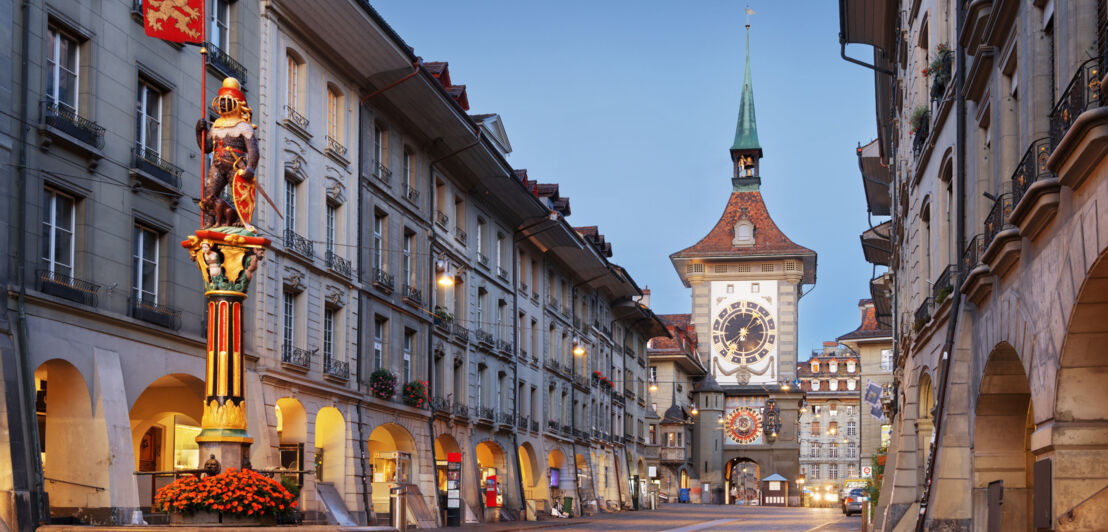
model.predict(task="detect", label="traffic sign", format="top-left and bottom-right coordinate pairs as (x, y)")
top-left (862, 466), bottom-right (873, 478)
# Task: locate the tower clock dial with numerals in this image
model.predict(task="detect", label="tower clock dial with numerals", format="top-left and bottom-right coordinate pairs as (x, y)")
top-left (711, 300), bottom-right (777, 365)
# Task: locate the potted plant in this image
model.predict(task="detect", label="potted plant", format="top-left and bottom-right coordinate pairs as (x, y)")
top-left (433, 305), bottom-right (454, 327)
top-left (369, 368), bottom-right (398, 400)
top-left (402, 380), bottom-right (430, 408)
top-left (154, 468), bottom-right (297, 525)
top-left (923, 43), bottom-right (953, 98)
top-left (935, 285), bottom-right (953, 306)
top-left (910, 105), bottom-right (930, 138)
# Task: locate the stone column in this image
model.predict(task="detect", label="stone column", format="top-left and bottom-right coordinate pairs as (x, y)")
top-left (182, 229), bottom-right (269, 472)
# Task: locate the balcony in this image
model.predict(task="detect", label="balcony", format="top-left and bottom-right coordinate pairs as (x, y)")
top-left (37, 269), bottom-right (99, 307)
top-left (323, 358), bottom-right (349, 380)
top-left (326, 136), bottom-right (348, 163)
top-left (476, 253), bottom-right (489, 268)
top-left (282, 105), bottom-right (310, 136)
top-left (1009, 138), bottom-right (1060, 239)
top-left (451, 323), bottom-right (469, 343)
top-left (475, 329), bottom-right (494, 347)
top-left (912, 109), bottom-right (930, 160)
top-left (284, 229), bottom-right (314, 259)
top-left (660, 447), bottom-right (686, 464)
top-left (1047, 58), bottom-right (1108, 190)
top-left (281, 344), bottom-right (312, 371)
top-left (325, 250), bottom-right (353, 279)
top-left (434, 210), bottom-right (449, 229)
top-left (454, 226), bottom-right (467, 246)
top-left (373, 161), bottom-right (392, 185)
top-left (131, 298), bottom-right (182, 330)
top-left (961, 234), bottom-right (992, 305)
top-left (932, 265), bottom-right (956, 308)
top-left (531, 420), bottom-right (539, 432)
top-left (547, 296), bottom-right (559, 310)
top-left (517, 414), bottom-right (529, 429)
top-left (912, 298), bottom-right (932, 334)
top-left (1050, 58), bottom-right (1100, 150)
top-left (519, 282), bottom-right (528, 295)
top-left (497, 266), bottom-right (509, 281)
top-left (405, 184), bottom-right (420, 204)
top-left (39, 100), bottom-right (104, 164)
top-left (478, 407), bottom-right (496, 422)
top-left (982, 191), bottom-right (1020, 277)
top-left (402, 283), bottom-right (422, 305)
top-left (130, 145), bottom-right (183, 191)
top-left (497, 339), bottom-right (513, 356)
top-left (431, 396), bottom-right (451, 412)
top-left (372, 268), bottom-right (394, 293)
top-left (452, 401), bottom-right (469, 418)
top-left (498, 412), bottom-right (514, 426)
top-left (547, 419), bottom-right (559, 432)
top-left (204, 41), bottom-right (247, 87)
top-left (860, 220), bottom-right (893, 266)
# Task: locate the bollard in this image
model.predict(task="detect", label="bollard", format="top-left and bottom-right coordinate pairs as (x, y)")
top-left (390, 486), bottom-right (407, 530)
top-left (650, 492), bottom-right (657, 510)
top-left (862, 499), bottom-right (869, 532)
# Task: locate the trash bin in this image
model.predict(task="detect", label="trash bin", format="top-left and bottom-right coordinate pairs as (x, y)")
top-left (390, 486), bottom-right (407, 530)
top-left (679, 488), bottom-right (690, 503)
top-left (562, 496), bottom-right (573, 516)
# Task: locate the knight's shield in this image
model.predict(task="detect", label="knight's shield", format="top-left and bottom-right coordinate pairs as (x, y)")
top-left (232, 171), bottom-right (257, 232)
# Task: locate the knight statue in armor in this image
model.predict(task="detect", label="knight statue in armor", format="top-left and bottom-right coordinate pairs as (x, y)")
top-left (196, 77), bottom-right (259, 232)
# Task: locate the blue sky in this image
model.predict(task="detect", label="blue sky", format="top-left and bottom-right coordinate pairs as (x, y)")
top-left (372, 1), bottom-right (880, 359)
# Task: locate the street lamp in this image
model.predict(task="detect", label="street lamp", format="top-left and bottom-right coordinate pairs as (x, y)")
top-left (572, 337), bottom-right (586, 356)
top-left (435, 258), bottom-right (454, 287)
top-left (690, 405), bottom-right (699, 416)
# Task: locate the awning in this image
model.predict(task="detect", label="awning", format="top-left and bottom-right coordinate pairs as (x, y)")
top-left (858, 139), bottom-right (891, 216)
top-left (839, 0), bottom-right (898, 53)
top-left (870, 273), bottom-right (893, 328)
top-left (860, 221), bottom-right (892, 266)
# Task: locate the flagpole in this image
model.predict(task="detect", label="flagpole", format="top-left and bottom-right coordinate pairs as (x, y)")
top-left (200, 16), bottom-right (208, 226)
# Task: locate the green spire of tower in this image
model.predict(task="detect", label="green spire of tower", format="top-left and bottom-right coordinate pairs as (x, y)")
top-left (731, 24), bottom-right (761, 154)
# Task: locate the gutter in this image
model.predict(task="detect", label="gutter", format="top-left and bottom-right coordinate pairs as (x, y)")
top-left (917, 0), bottom-right (967, 527)
top-left (510, 234), bottom-right (526, 519)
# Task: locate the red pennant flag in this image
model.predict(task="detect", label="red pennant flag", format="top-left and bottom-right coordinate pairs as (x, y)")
top-left (143, 0), bottom-right (205, 43)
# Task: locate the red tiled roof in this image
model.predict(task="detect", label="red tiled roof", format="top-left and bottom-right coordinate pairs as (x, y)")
top-left (650, 313), bottom-right (697, 351)
top-left (671, 191), bottom-right (815, 259)
top-left (837, 299), bottom-right (892, 341)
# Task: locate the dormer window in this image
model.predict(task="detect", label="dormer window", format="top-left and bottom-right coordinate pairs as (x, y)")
top-left (847, 379), bottom-right (857, 391)
top-left (811, 360), bottom-right (819, 373)
top-left (846, 360), bottom-right (856, 373)
top-left (732, 217), bottom-right (755, 248)
top-left (829, 380), bottom-right (839, 391)
top-left (811, 379), bottom-right (821, 391)
top-left (829, 360), bottom-right (838, 373)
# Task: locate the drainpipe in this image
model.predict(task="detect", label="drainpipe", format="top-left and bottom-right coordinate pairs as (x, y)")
top-left (916, 0), bottom-right (967, 528)
top-left (13, 0), bottom-right (47, 526)
top-left (510, 234), bottom-right (526, 519)
top-left (355, 105), bottom-right (374, 526)
top-left (425, 234), bottom-right (441, 526)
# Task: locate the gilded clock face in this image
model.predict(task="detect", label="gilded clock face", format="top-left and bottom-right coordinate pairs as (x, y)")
top-left (712, 300), bottom-right (777, 365)
top-left (725, 407), bottom-right (763, 444)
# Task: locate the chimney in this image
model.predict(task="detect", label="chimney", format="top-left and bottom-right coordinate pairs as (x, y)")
top-left (638, 287), bottom-right (651, 308)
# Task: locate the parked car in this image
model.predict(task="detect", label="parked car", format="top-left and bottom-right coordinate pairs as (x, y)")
top-left (842, 488), bottom-right (866, 516)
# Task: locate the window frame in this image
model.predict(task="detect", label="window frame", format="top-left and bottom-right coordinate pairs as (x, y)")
top-left (209, 0), bottom-right (231, 49)
top-left (373, 317), bottom-right (386, 370)
top-left (41, 187), bottom-right (76, 277)
top-left (136, 79), bottom-right (163, 155)
top-left (282, 291), bottom-right (295, 347)
top-left (132, 224), bottom-right (160, 304)
top-left (325, 203), bottom-right (336, 254)
top-left (323, 308), bottom-right (335, 365)
top-left (46, 25), bottom-right (80, 112)
top-left (284, 179), bottom-right (297, 233)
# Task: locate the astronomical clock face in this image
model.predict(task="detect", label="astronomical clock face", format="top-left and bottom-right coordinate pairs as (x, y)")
top-left (710, 280), bottom-right (780, 384)
top-left (725, 407), bottom-right (763, 445)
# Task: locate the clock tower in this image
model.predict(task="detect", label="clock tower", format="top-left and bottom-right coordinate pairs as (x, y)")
top-left (672, 22), bottom-right (816, 505)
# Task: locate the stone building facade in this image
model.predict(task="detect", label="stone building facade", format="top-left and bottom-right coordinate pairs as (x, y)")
top-left (841, 0), bottom-right (1108, 530)
top-left (0, 1), bottom-right (663, 529)
top-left (797, 343), bottom-right (864, 497)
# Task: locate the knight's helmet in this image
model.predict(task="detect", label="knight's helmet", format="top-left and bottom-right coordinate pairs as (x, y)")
top-left (212, 77), bottom-right (251, 123)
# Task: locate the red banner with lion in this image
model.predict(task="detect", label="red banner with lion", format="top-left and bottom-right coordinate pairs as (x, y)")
top-left (143, 0), bottom-right (205, 43)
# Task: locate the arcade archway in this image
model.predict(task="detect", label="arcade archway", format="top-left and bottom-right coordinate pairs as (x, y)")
top-left (367, 423), bottom-right (416, 514)
top-left (547, 448), bottom-right (567, 499)
top-left (434, 433), bottom-right (461, 509)
top-left (35, 359), bottom-right (110, 519)
top-left (972, 344), bottom-right (1033, 531)
top-left (314, 407), bottom-right (346, 496)
top-left (726, 458), bottom-right (760, 505)
top-left (129, 373), bottom-right (205, 509)
top-left (476, 440), bottom-right (507, 512)
top-left (275, 398), bottom-right (307, 487)
top-left (518, 442), bottom-right (538, 492)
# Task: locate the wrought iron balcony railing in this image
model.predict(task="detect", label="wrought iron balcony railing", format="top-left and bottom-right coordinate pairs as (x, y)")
top-left (204, 41), bottom-right (248, 87)
top-left (372, 268), bottom-right (394, 291)
top-left (283, 105), bottom-right (309, 130)
top-left (454, 226), bottom-right (467, 245)
top-left (326, 136), bottom-right (347, 159)
top-left (431, 395), bottom-right (451, 411)
top-left (325, 250), bottom-right (353, 278)
top-left (1011, 137), bottom-right (1056, 207)
top-left (476, 253), bottom-right (489, 268)
top-left (519, 282), bottom-right (528, 294)
top-left (402, 283), bottom-right (422, 305)
top-left (496, 266), bottom-right (508, 281)
top-left (912, 111), bottom-right (930, 159)
top-left (531, 420), bottom-right (539, 432)
top-left (452, 323), bottom-right (469, 342)
top-left (323, 357), bottom-right (349, 380)
top-left (984, 192), bottom-right (1016, 250)
top-left (452, 401), bottom-right (469, 418)
top-left (131, 297), bottom-right (182, 330)
top-left (913, 298), bottom-right (933, 332)
top-left (547, 419), bottom-right (559, 431)
top-left (37, 269), bottom-right (99, 307)
top-left (41, 100), bottom-right (105, 150)
top-left (131, 145), bottom-right (183, 189)
top-left (479, 406), bottom-right (496, 421)
top-left (498, 412), bottom-right (514, 425)
top-left (284, 229), bottom-right (314, 259)
top-left (497, 339), bottom-right (513, 354)
top-left (475, 328), bottom-right (494, 346)
top-left (281, 344), bottom-right (311, 369)
top-left (434, 210), bottom-right (449, 229)
top-left (405, 184), bottom-right (420, 203)
top-left (518, 414), bottom-right (529, 429)
top-left (933, 265), bottom-right (956, 306)
top-left (1050, 58), bottom-right (1101, 149)
top-left (962, 234), bottom-right (986, 274)
top-left (548, 296), bottom-right (559, 309)
top-left (374, 161), bottom-right (392, 184)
